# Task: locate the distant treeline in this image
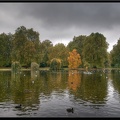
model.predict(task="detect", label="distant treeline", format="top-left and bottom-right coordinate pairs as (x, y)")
top-left (0, 26), bottom-right (119, 68)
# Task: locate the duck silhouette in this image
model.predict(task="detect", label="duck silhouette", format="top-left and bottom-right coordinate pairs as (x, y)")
top-left (71, 82), bottom-right (73, 84)
top-left (15, 104), bottom-right (22, 108)
top-left (66, 107), bottom-right (74, 113)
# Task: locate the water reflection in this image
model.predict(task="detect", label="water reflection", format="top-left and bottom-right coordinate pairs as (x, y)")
top-left (111, 70), bottom-right (120, 94)
top-left (38, 71), bottom-right (68, 101)
top-left (68, 70), bottom-right (81, 91)
top-left (68, 71), bottom-right (108, 105)
top-left (31, 70), bottom-right (40, 81)
top-left (0, 71), bottom-right (11, 102)
top-left (11, 71), bottom-right (40, 113)
top-left (0, 70), bottom-right (120, 117)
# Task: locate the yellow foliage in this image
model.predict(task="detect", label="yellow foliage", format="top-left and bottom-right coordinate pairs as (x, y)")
top-left (51, 58), bottom-right (61, 64)
top-left (68, 70), bottom-right (81, 91)
top-left (67, 49), bottom-right (82, 69)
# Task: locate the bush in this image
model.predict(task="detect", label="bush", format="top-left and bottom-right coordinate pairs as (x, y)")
top-left (40, 62), bottom-right (47, 67)
top-left (50, 58), bottom-right (62, 71)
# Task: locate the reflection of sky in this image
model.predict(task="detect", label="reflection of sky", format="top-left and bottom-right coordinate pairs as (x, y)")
top-left (105, 78), bottom-right (120, 116)
top-left (107, 78), bottom-right (119, 104)
top-left (39, 90), bottom-right (75, 117)
top-left (107, 79), bottom-right (114, 101)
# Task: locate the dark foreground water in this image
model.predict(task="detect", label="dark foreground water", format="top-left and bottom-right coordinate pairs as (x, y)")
top-left (0, 69), bottom-right (120, 117)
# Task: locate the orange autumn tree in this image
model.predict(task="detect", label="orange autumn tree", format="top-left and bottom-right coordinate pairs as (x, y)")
top-left (67, 49), bottom-right (82, 69)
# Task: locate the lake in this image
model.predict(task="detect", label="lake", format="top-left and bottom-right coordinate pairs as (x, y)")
top-left (0, 69), bottom-right (120, 117)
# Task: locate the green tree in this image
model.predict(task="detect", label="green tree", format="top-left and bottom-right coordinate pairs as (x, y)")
top-left (26, 28), bottom-right (41, 63)
top-left (48, 43), bottom-right (69, 67)
top-left (104, 52), bottom-right (111, 68)
top-left (39, 39), bottom-right (53, 66)
top-left (0, 33), bottom-right (12, 67)
top-left (42, 51), bottom-right (49, 66)
top-left (11, 26), bottom-right (40, 66)
top-left (82, 32), bottom-right (109, 68)
top-left (23, 41), bottom-right (36, 66)
top-left (110, 39), bottom-right (120, 67)
top-left (11, 26), bottom-right (28, 63)
top-left (67, 35), bottom-right (86, 66)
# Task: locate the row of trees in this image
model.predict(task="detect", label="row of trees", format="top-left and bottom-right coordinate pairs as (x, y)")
top-left (110, 39), bottom-right (120, 68)
top-left (0, 25), bottom-right (119, 68)
top-left (68, 33), bottom-right (110, 68)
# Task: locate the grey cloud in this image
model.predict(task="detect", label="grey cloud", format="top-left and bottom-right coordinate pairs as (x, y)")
top-left (1, 3), bottom-right (120, 29)
top-left (17, 3), bottom-right (120, 29)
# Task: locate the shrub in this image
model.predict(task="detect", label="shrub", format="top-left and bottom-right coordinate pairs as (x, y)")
top-left (50, 58), bottom-right (62, 71)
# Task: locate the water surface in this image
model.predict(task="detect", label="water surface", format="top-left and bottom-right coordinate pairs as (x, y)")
top-left (0, 69), bottom-right (120, 117)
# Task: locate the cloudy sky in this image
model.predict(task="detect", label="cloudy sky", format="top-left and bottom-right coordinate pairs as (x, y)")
top-left (0, 2), bottom-right (120, 52)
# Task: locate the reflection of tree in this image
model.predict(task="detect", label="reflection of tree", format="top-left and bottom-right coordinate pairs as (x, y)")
top-left (11, 71), bottom-right (40, 109)
top-left (72, 72), bottom-right (108, 104)
top-left (111, 70), bottom-right (120, 94)
top-left (10, 71), bottom-right (68, 109)
top-left (40, 71), bottom-right (67, 95)
top-left (68, 70), bottom-right (81, 91)
top-left (0, 71), bottom-right (11, 102)
top-left (0, 70), bottom-right (68, 106)
top-left (50, 72), bottom-right (62, 84)
top-left (31, 70), bottom-right (40, 81)
top-left (11, 71), bottom-right (20, 83)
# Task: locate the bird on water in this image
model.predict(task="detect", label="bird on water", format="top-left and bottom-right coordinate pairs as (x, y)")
top-left (66, 107), bottom-right (74, 113)
top-left (15, 104), bottom-right (22, 108)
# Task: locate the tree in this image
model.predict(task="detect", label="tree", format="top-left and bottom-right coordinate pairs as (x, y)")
top-left (82, 32), bottom-right (109, 68)
top-left (104, 52), bottom-right (111, 68)
top-left (39, 39), bottom-right (53, 66)
top-left (11, 26), bottom-right (41, 66)
top-left (42, 51), bottom-right (49, 66)
top-left (110, 39), bottom-right (120, 67)
top-left (26, 28), bottom-right (41, 63)
top-left (67, 35), bottom-right (86, 67)
top-left (48, 43), bottom-right (69, 67)
top-left (11, 26), bottom-right (28, 63)
top-left (0, 33), bottom-right (12, 67)
top-left (50, 58), bottom-right (62, 70)
top-left (23, 41), bottom-right (36, 66)
top-left (67, 49), bottom-right (82, 69)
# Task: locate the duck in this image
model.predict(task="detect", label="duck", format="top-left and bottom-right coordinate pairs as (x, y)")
top-left (71, 82), bottom-right (73, 84)
top-left (66, 107), bottom-right (74, 113)
top-left (15, 104), bottom-right (22, 108)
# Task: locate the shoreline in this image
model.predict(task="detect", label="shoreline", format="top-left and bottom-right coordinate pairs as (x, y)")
top-left (0, 67), bottom-right (120, 71)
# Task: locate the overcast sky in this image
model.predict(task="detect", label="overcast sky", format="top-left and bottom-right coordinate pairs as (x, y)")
top-left (0, 2), bottom-right (120, 52)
